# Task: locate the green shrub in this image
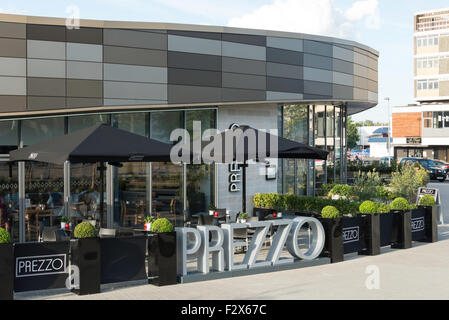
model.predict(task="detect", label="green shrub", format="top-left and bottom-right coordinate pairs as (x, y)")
top-left (321, 205), bottom-right (340, 219)
top-left (144, 216), bottom-right (155, 224)
top-left (74, 222), bottom-right (97, 239)
top-left (352, 170), bottom-right (383, 201)
top-left (389, 197), bottom-right (409, 211)
top-left (389, 163), bottom-right (428, 203)
top-left (151, 218), bottom-right (174, 233)
top-left (359, 200), bottom-right (378, 214)
top-left (239, 212), bottom-right (248, 220)
top-left (419, 195), bottom-right (436, 207)
top-left (377, 203), bottom-right (390, 213)
top-left (316, 183), bottom-right (337, 197)
top-left (61, 216), bottom-right (70, 223)
top-left (0, 227), bottom-right (11, 244)
top-left (329, 184), bottom-right (352, 198)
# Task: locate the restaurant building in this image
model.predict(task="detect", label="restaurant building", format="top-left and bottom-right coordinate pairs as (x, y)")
top-left (0, 13), bottom-right (378, 242)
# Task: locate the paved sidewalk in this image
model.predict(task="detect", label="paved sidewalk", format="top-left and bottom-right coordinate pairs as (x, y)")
top-left (17, 225), bottom-right (449, 300)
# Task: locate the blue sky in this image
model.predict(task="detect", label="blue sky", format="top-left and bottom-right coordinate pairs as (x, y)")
top-left (1, 0), bottom-right (448, 122)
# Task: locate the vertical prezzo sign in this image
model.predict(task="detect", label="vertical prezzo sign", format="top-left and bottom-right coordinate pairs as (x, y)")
top-left (228, 162), bottom-right (241, 192)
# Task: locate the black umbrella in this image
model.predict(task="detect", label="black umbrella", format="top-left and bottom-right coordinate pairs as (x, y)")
top-left (9, 124), bottom-right (176, 225)
top-left (191, 125), bottom-right (329, 212)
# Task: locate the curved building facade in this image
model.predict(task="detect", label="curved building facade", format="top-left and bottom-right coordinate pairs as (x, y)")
top-left (0, 14), bottom-right (378, 242)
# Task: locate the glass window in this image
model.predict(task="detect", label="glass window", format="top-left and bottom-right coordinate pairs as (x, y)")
top-left (417, 59), bottom-right (422, 68)
top-left (423, 38), bottom-right (427, 46)
top-left (283, 159), bottom-right (295, 195)
top-left (151, 111), bottom-right (183, 144)
top-left (314, 105), bottom-right (326, 189)
top-left (444, 112), bottom-right (449, 128)
top-left (283, 105), bottom-right (308, 143)
top-left (0, 161), bottom-right (18, 243)
top-left (434, 81), bottom-right (439, 89)
top-left (112, 112), bottom-right (148, 137)
top-left (0, 120), bottom-right (18, 154)
top-left (423, 82), bottom-right (428, 90)
top-left (69, 114), bottom-right (109, 133)
top-left (22, 117), bottom-right (65, 146)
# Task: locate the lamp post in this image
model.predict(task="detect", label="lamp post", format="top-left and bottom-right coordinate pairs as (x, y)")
top-left (385, 97), bottom-right (391, 166)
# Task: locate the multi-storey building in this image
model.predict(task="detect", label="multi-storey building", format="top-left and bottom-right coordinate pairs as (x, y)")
top-left (392, 8), bottom-right (449, 161)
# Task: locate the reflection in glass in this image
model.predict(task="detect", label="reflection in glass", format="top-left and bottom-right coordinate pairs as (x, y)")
top-left (22, 117), bottom-right (64, 146)
top-left (151, 111), bottom-right (183, 144)
top-left (335, 107), bottom-right (342, 182)
top-left (314, 105), bottom-right (326, 189)
top-left (326, 106), bottom-right (335, 184)
top-left (0, 161), bottom-right (18, 242)
top-left (0, 120), bottom-right (18, 154)
top-left (69, 114), bottom-right (109, 133)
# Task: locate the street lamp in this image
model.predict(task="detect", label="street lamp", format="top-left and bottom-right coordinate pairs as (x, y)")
top-left (385, 97), bottom-right (391, 166)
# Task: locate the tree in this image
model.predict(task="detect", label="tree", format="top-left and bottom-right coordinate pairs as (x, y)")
top-left (347, 117), bottom-right (360, 150)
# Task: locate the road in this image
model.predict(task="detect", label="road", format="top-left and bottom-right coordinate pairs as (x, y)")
top-left (428, 180), bottom-right (449, 224)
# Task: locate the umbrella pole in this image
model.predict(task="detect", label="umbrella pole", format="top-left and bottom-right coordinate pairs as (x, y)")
top-left (99, 162), bottom-right (105, 226)
top-left (242, 161), bottom-right (247, 213)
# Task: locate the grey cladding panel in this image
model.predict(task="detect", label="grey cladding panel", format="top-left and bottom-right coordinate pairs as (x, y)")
top-left (27, 96), bottom-right (66, 110)
top-left (303, 80), bottom-right (332, 96)
top-left (222, 73), bottom-right (266, 90)
top-left (222, 42), bottom-right (266, 61)
top-left (66, 27), bottom-right (103, 44)
top-left (304, 40), bottom-right (332, 57)
top-left (26, 24), bottom-right (66, 42)
top-left (222, 88), bottom-right (266, 102)
top-left (267, 37), bottom-right (303, 52)
top-left (303, 54), bottom-right (332, 70)
top-left (332, 58), bottom-right (354, 75)
top-left (67, 97), bottom-right (103, 108)
top-left (222, 57), bottom-right (265, 76)
top-left (104, 29), bottom-right (167, 50)
top-left (266, 47), bottom-right (302, 66)
top-left (266, 62), bottom-right (302, 79)
top-left (222, 33), bottom-right (266, 46)
top-left (168, 35), bottom-right (221, 56)
top-left (67, 79), bottom-right (103, 98)
top-left (67, 61), bottom-right (103, 80)
top-left (27, 78), bottom-right (66, 97)
top-left (0, 22), bottom-right (26, 38)
top-left (105, 81), bottom-right (167, 100)
top-left (168, 85), bottom-right (221, 104)
top-left (167, 30), bottom-right (221, 40)
top-left (267, 77), bottom-right (303, 93)
top-left (0, 38), bottom-right (26, 58)
top-left (168, 68), bottom-right (221, 87)
top-left (0, 76), bottom-right (26, 95)
top-left (104, 46), bottom-right (167, 67)
top-left (0, 95), bottom-right (26, 112)
top-left (168, 51), bottom-right (221, 72)
top-left (104, 64), bottom-right (166, 83)
top-left (66, 43), bottom-right (102, 62)
top-left (332, 84), bottom-right (353, 100)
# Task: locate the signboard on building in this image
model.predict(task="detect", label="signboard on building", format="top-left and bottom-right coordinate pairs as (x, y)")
top-left (406, 137), bottom-right (422, 144)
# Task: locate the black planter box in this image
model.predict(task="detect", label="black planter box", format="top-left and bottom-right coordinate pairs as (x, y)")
top-left (0, 243), bottom-right (14, 300)
top-left (358, 213), bottom-right (380, 256)
top-left (411, 207), bottom-right (426, 241)
top-left (391, 210), bottom-right (412, 249)
top-left (318, 218), bottom-right (343, 263)
top-left (148, 232), bottom-right (177, 286)
top-left (70, 238), bottom-right (101, 295)
top-left (422, 206), bottom-right (438, 243)
top-left (379, 212), bottom-right (394, 247)
top-left (342, 216), bottom-right (362, 254)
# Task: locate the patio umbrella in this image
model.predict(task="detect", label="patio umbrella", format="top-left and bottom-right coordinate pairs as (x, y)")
top-left (9, 124), bottom-right (177, 224)
top-left (191, 125), bottom-right (329, 212)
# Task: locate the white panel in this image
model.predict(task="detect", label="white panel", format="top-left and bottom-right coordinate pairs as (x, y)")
top-left (0, 57), bottom-right (26, 76)
top-left (0, 76), bottom-right (26, 95)
top-left (333, 46), bottom-right (354, 62)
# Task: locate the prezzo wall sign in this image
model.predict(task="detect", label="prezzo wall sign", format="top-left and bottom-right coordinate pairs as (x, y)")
top-left (411, 217), bottom-right (425, 232)
top-left (228, 163), bottom-right (241, 192)
top-left (16, 254), bottom-right (67, 277)
top-left (343, 226), bottom-right (359, 243)
top-left (417, 187), bottom-right (438, 203)
top-left (176, 217), bottom-right (325, 276)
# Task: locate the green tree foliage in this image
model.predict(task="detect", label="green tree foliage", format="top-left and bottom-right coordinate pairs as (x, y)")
top-left (347, 117), bottom-right (360, 150)
top-left (389, 162), bottom-right (428, 203)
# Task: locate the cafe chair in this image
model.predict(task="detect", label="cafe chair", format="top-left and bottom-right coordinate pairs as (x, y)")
top-left (41, 226), bottom-right (70, 242)
top-left (99, 228), bottom-right (116, 238)
top-left (198, 214), bottom-right (217, 226)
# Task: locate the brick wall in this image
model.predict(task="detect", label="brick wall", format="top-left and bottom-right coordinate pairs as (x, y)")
top-left (392, 112), bottom-right (421, 137)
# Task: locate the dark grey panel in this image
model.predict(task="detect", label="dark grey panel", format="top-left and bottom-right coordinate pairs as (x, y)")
top-left (303, 54), bottom-right (332, 70)
top-left (104, 46), bottom-right (167, 67)
top-left (267, 62), bottom-right (302, 79)
top-left (332, 58), bottom-right (354, 75)
top-left (0, 95), bottom-right (26, 112)
top-left (303, 40), bottom-right (332, 57)
top-left (26, 24), bottom-right (66, 42)
top-left (168, 85), bottom-right (221, 104)
top-left (104, 29), bottom-right (167, 50)
top-left (67, 97), bottom-right (103, 108)
top-left (222, 57), bottom-right (266, 76)
top-left (332, 84), bottom-right (353, 100)
top-left (303, 80), bottom-right (332, 96)
top-left (66, 27), bottom-right (103, 44)
top-left (222, 88), bottom-right (266, 102)
top-left (27, 77), bottom-right (65, 97)
top-left (267, 77), bottom-right (303, 93)
top-left (0, 38), bottom-right (26, 58)
top-left (266, 47), bottom-right (302, 66)
top-left (167, 30), bottom-right (221, 40)
top-left (222, 73), bottom-right (266, 90)
top-left (222, 33), bottom-right (266, 46)
top-left (67, 79), bottom-right (103, 98)
top-left (0, 22), bottom-right (26, 39)
top-left (168, 51), bottom-right (221, 72)
top-left (168, 68), bottom-right (221, 87)
top-left (27, 96), bottom-right (66, 110)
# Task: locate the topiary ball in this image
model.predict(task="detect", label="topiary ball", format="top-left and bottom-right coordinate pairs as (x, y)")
top-left (419, 195), bottom-right (436, 207)
top-left (359, 200), bottom-right (378, 214)
top-left (0, 227), bottom-right (11, 244)
top-left (321, 205), bottom-right (340, 219)
top-left (151, 218), bottom-right (174, 233)
top-left (74, 222), bottom-right (97, 239)
top-left (390, 197), bottom-right (409, 211)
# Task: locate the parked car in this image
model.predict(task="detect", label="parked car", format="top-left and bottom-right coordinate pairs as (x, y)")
top-left (430, 159), bottom-right (449, 177)
top-left (379, 156), bottom-right (394, 166)
top-left (399, 157), bottom-right (446, 181)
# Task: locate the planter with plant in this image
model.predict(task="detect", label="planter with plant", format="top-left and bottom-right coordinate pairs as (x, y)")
top-left (238, 212), bottom-right (248, 223)
top-left (144, 216), bottom-right (155, 231)
top-left (70, 221), bottom-right (101, 295)
top-left (208, 203), bottom-right (216, 216)
top-left (329, 184), bottom-right (352, 200)
top-left (389, 197), bottom-right (412, 249)
top-left (357, 200), bottom-right (381, 256)
top-left (0, 227), bottom-right (13, 300)
top-left (61, 216), bottom-right (71, 230)
top-left (416, 195), bottom-right (438, 243)
top-left (318, 206), bottom-right (343, 263)
top-left (148, 218), bottom-right (177, 286)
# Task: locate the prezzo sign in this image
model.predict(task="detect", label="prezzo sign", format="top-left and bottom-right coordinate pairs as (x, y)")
top-left (411, 217), bottom-right (425, 232)
top-left (417, 187), bottom-right (438, 204)
top-left (343, 226), bottom-right (359, 243)
top-left (16, 254), bottom-right (67, 278)
top-left (176, 217), bottom-right (325, 276)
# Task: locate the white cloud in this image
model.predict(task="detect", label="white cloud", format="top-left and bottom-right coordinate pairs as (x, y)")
top-left (228, 0), bottom-right (380, 40)
top-left (0, 6), bottom-right (28, 15)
